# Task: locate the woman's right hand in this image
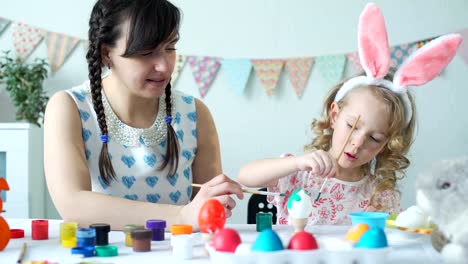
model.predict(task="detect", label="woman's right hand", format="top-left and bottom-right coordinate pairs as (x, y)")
top-left (180, 174), bottom-right (244, 227)
top-left (295, 150), bottom-right (336, 178)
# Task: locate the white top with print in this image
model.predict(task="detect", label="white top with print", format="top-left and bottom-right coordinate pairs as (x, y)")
top-left (66, 81), bottom-right (197, 205)
top-left (268, 154), bottom-right (401, 225)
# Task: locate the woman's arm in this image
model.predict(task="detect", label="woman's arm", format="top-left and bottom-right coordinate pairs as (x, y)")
top-left (187, 99), bottom-right (244, 218)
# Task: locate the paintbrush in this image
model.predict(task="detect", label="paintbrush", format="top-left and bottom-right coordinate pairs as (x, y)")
top-left (191, 183), bottom-right (286, 197)
top-left (315, 115), bottom-right (361, 202)
top-left (17, 242), bottom-right (26, 264)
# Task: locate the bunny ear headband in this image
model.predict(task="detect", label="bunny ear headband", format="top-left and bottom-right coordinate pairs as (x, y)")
top-left (334, 3), bottom-right (463, 126)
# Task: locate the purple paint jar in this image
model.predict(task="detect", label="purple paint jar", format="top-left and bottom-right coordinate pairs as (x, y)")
top-left (146, 219), bottom-right (166, 241)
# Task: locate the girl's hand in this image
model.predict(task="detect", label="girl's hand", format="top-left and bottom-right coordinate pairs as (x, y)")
top-left (295, 150), bottom-right (336, 178)
top-left (181, 174), bottom-right (244, 227)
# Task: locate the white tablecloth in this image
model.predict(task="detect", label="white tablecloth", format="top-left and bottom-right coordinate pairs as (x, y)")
top-left (1, 219), bottom-right (443, 263)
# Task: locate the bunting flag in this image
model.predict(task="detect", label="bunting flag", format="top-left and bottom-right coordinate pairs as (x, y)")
top-left (170, 54), bottom-right (187, 86)
top-left (0, 17), bottom-right (11, 35)
top-left (347, 51), bottom-right (363, 74)
top-left (251, 59), bottom-right (285, 96)
top-left (12, 22), bottom-right (45, 61)
top-left (414, 37), bottom-right (436, 49)
top-left (221, 58), bottom-right (252, 96)
top-left (285, 58), bottom-right (314, 98)
top-left (458, 28), bottom-right (468, 65)
top-left (187, 56), bottom-right (221, 98)
top-left (315, 55), bottom-right (346, 84)
top-left (390, 43), bottom-right (417, 69)
top-left (46, 32), bottom-right (80, 73)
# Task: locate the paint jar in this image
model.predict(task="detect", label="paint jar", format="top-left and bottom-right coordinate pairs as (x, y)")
top-left (76, 228), bottom-right (96, 247)
top-left (90, 223), bottom-right (111, 245)
top-left (60, 222), bottom-right (78, 248)
top-left (146, 219), bottom-right (166, 241)
top-left (123, 224), bottom-right (145, 247)
top-left (172, 234), bottom-right (193, 260)
top-left (170, 224), bottom-right (193, 246)
top-left (131, 229), bottom-right (153, 252)
top-left (32, 220), bottom-right (49, 240)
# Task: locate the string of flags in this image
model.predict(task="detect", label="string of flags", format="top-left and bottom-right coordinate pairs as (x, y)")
top-left (1, 17), bottom-right (468, 99)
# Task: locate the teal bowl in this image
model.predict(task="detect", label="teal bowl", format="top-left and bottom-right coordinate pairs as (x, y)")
top-left (348, 212), bottom-right (389, 229)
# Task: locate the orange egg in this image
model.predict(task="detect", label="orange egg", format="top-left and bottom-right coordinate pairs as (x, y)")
top-left (345, 223), bottom-right (370, 243)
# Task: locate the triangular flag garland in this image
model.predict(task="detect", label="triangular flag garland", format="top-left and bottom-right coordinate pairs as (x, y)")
top-left (187, 56), bottom-right (221, 98)
top-left (251, 59), bottom-right (285, 96)
top-left (0, 17), bottom-right (466, 99)
top-left (170, 54), bottom-right (187, 86)
top-left (46, 32), bottom-right (80, 74)
top-left (221, 58), bottom-right (252, 96)
top-left (346, 51), bottom-right (363, 74)
top-left (390, 43), bottom-right (417, 69)
top-left (0, 17), bottom-right (11, 35)
top-left (12, 22), bottom-right (45, 61)
top-left (315, 55), bottom-right (347, 84)
top-left (285, 58), bottom-right (314, 98)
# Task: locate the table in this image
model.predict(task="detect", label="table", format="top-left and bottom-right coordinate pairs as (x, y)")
top-left (1, 219), bottom-right (443, 263)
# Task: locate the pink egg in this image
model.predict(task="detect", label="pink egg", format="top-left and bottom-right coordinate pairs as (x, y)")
top-left (287, 231), bottom-right (319, 250)
top-left (211, 228), bottom-right (241, 252)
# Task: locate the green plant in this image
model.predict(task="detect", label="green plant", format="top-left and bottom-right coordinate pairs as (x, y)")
top-left (0, 51), bottom-right (49, 127)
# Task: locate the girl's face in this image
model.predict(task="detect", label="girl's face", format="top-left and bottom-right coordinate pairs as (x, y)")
top-left (103, 22), bottom-right (178, 98)
top-left (330, 87), bottom-right (390, 170)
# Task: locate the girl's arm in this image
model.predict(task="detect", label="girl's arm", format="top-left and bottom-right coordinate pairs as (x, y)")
top-left (44, 92), bottom-right (241, 230)
top-left (238, 150), bottom-right (337, 188)
top-left (238, 156), bottom-right (299, 188)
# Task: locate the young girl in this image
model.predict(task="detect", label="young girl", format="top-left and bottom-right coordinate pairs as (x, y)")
top-left (238, 3), bottom-right (462, 225)
top-left (44, 0), bottom-right (243, 229)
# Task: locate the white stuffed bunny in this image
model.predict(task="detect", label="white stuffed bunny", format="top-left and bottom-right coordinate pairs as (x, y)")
top-left (417, 157), bottom-right (468, 264)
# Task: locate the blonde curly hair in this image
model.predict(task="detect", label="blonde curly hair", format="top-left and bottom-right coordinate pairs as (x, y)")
top-left (304, 71), bottom-right (416, 210)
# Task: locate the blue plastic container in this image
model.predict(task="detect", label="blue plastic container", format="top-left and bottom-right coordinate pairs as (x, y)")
top-left (348, 212), bottom-right (389, 229)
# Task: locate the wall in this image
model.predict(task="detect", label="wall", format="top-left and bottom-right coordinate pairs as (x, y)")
top-left (1, 0), bottom-right (468, 223)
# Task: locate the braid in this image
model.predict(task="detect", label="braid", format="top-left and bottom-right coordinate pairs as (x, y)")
top-left (86, 2), bottom-right (116, 186)
top-left (159, 83), bottom-right (179, 176)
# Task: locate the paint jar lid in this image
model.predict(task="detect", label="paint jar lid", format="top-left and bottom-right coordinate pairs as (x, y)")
top-left (10, 229), bottom-right (25, 238)
top-left (171, 224), bottom-right (193, 235)
top-left (71, 246), bottom-right (95, 257)
top-left (95, 245), bottom-right (118, 257)
top-left (90, 223), bottom-right (111, 233)
top-left (146, 219), bottom-right (166, 229)
top-left (131, 229), bottom-right (153, 240)
top-left (123, 224), bottom-right (145, 233)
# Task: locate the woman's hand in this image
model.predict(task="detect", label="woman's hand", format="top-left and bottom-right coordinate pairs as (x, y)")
top-left (181, 174), bottom-right (244, 227)
top-left (295, 150), bottom-right (336, 178)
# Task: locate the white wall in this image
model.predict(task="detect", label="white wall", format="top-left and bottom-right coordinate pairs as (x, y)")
top-left (1, 0), bottom-right (468, 223)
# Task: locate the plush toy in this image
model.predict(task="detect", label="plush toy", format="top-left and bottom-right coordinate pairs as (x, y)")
top-left (416, 157), bottom-right (468, 264)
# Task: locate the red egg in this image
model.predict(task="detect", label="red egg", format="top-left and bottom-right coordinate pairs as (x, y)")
top-left (287, 231), bottom-right (319, 250)
top-left (211, 228), bottom-right (241, 252)
top-left (198, 199), bottom-right (226, 234)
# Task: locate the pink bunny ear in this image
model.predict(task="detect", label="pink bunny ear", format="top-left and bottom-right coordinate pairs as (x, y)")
top-left (358, 3), bottom-right (390, 79)
top-left (394, 34), bottom-right (463, 89)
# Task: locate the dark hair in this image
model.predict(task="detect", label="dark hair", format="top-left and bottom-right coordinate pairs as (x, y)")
top-left (86, 0), bottom-right (181, 185)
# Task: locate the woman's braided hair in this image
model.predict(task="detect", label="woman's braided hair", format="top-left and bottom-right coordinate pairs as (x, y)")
top-left (86, 0), bottom-right (181, 185)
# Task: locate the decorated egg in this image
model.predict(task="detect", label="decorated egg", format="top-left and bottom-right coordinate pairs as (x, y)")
top-left (211, 228), bottom-right (241, 252)
top-left (345, 223), bottom-right (370, 243)
top-left (252, 229), bottom-right (284, 252)
top-left (355, 228), bottom-right (388, 249)
top-left (287, 231), bottom-right (319, 250)
top-left (198, 199), bottom-right (226, 234)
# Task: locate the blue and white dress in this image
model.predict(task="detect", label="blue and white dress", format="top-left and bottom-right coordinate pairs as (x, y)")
top-left (66, 81), bottom-right (197, 205)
